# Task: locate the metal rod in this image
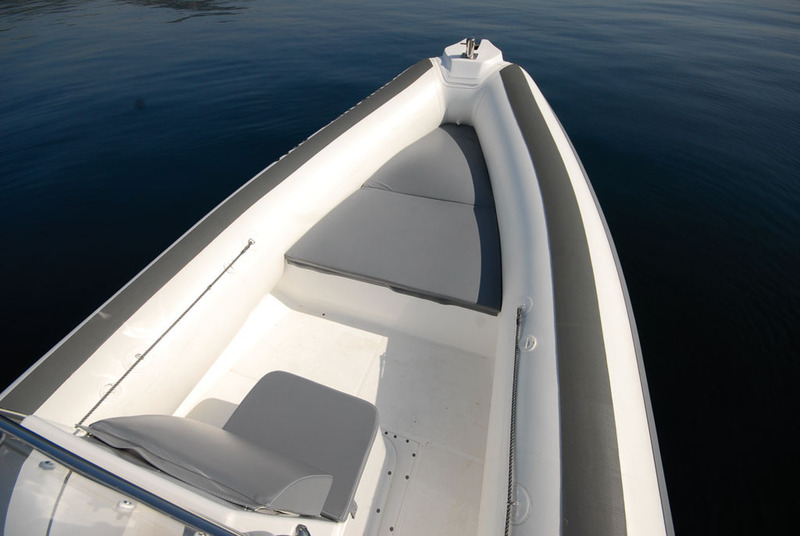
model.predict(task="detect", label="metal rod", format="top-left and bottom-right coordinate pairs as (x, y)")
top-left (464, 37), bottom-right (477, 59)
top-left (504, 306), bottom-right (525, 535)
top-left (76, 239), bottom-right (255, 427)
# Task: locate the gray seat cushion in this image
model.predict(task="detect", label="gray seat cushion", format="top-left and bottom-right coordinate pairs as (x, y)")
top-left (286, 124), bottom-right (502, 314)
top-left (224, 371), bottom-right (379, 522)
top-left (82, 414), bottom-right (332, 516)
top-left (364, 124), bottom-right (497, 208)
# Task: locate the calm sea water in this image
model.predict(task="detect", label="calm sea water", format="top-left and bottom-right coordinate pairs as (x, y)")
top-left (1, 0), bottom-right (798, 533)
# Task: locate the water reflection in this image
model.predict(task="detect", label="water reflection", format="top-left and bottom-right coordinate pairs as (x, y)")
top-left (0, 0), bottom-right (248, 24)
top-left (125, 0), bottom-right (247, 23)
top-left (0, 0), bottom-right (83, 19)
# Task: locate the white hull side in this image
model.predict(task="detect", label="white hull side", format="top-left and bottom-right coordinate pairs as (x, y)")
top-left (1, 41), bottom-right (672, 536)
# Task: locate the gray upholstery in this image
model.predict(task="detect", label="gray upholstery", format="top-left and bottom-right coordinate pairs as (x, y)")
top-left (364, 124), bottom-right (497, 208)
top-left (285, 124), bottom-right (502, 314)
top-left (224, 371), bottom-right (379, 522)
top-left (82, 414), bottom-right (332, 516)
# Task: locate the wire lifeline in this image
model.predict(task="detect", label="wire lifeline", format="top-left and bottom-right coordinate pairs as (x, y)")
top-left (504, 306), bottom-right (525, 535)
top-left (75, 239), bottom-right (255, 428)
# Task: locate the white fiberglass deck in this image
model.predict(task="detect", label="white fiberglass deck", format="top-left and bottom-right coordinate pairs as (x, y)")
top-left (174, 291), bottom-right (494, 535)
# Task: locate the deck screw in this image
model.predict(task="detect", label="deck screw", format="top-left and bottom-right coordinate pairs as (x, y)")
top-left (38, 460), bottom-right (55, 470)
top-left (116, 499), bottom-right (136, 512)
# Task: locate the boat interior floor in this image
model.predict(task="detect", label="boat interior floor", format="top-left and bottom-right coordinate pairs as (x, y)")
top-left (175, 293), bottom-right (494, 535)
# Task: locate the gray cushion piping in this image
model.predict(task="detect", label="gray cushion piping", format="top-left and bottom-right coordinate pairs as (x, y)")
top-left (362, 185), bottom-right (493, 208)
top-left (81, 416), bottom-right (333, 515)
top-left (86, 431), bottom-right (268, 509)
top-left (285, 255), bottom-right (500, 316)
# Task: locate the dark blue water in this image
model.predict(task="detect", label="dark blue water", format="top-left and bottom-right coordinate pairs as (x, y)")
top-left (2, 1), bottom-right (798, 533)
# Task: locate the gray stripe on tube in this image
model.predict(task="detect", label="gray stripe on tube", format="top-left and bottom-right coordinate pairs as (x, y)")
top-left (500, 64), bottom-right (627, 536)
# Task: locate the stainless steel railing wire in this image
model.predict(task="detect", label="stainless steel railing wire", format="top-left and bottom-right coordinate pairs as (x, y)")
top-left (504, 305), bottom-right (524, 536)
top-left (76, 239), bottom-right (255, 428)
